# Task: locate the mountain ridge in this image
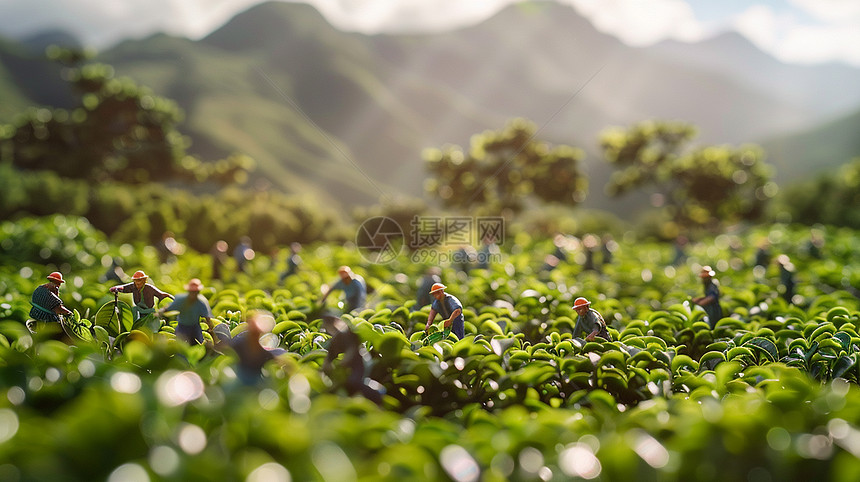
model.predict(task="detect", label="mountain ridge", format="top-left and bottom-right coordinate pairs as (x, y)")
top-left (1, 0), bottom-right (858, 213)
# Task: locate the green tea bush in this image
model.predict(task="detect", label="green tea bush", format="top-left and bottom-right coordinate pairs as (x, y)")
top-left (1, 220), bottom-right (859, 480)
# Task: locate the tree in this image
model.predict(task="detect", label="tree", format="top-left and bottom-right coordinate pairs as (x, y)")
top-left (424, 119), bottom-right (587, 214)
top-left (0, 47), bottom-right (252, 185)
top-left (2, 48), bottom-right (186, 183)
top-left (601, 120), bottom-right (776, 231)
top-left (778, 157), bottom-right (860, 228)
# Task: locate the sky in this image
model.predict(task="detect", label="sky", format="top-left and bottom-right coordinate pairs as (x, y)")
top-left (1, 0), bottom-right (859, 67)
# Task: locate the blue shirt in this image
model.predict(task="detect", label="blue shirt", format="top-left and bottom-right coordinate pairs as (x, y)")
top-left (332, 275), bottom-right (366, 312)
top-left (166, 293), bottom-right (212, 327)
top-left (430, 294), bottom-right (465, 339)
top-left (703, 281), bottom-right (722, 327)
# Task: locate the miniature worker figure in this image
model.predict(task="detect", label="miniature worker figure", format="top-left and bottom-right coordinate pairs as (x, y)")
top-left (278, 242), bottom-right (303, 283)
top-left (601, 234), bottom-right (617, 266)
top-left (229, 311), bottom-right (282, 386)
top-left (572, 297), bottom-right (610, 342)
top-left (553, 234), bottom-right (570, 263)
top-left (692, 266), bottom-right (723, 329)
top-left (453, 244), bottom-right (475, 274)
top-left (321, 315), bottom-right (383, 404)
top-left (320, 266), bottom-right (366, 313)
top-left (99, 257), bottom-right (125, 284)
top-left (582, 234), bottom-right (599, 272)
top-left (29, 272), bottom-right (72, 324)
top-left (210, 240), bottom-right (228, 281)
top-left (672, 235), bottom-right (689, 266)
top-left (776, 255), bottom-right (796, 303)
top-left (161, 278), bottom-right (213, 345)
top-left (476, 234), bottom-right (500, 270)
top-left (541, 235), bottom-right (570, 273)
top-left (157, 231), bottom-right (183, 264)
top-left (234, 236), bottom-right (254, 274)
top-left (110, 270), bottom-right (174, 320)
top-left (805, 230), bottom-right (824, 259)
top-left (425, 282), bottom-right (465, 340)
top-left (753, 241), bottom-right (771, 269)
top-left (414, 267), bottom-right (442, 310)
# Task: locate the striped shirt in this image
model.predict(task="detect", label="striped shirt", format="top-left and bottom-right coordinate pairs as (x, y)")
top-left (30, 284), bottom-right (63, 322)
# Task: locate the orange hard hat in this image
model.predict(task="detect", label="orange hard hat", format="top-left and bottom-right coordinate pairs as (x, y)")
top-left (573, 297), bottom-right (591, 309)
top-left (699, 266), bottom-right (715, 278)
top-left (430, 282), bottom-right (447, 294)
top-left (47, 272), bottom-right (65, 284)
top-left (132, 270), bottom-right (148, 280)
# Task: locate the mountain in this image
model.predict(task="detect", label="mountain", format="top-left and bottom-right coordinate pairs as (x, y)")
top-left (0, 35), bottom-right (73, 120)
top-left (653, 32), bottom-right (860, 118)
top-left (21, 29), bottom-right (82, 53)
top-left (2, 0), bottom-right (859, 212)
top-left (762, 107), bottom-right (860, 181)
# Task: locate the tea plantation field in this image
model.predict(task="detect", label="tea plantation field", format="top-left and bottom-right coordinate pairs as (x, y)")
top-left (1, 216), bottom-right (860, 481)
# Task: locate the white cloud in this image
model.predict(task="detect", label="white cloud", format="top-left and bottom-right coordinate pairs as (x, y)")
top-left (778, 22), bottom-right (860, 66)
top-left (566, 0), bottom-right (709, 45)
top-left (734, 3), bottom-right (860, 66)
top-left (733, 5), bottom-right (784, 51)
top-left (789, 0), bottom-right (860, 24)
top-left (307, 0), bottom-right (514, 33)
top-left (1, 0), bottom-right (859, 66)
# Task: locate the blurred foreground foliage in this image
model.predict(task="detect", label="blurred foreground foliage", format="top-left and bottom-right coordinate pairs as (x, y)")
top-left (1, 219), bottom-right (860, 480)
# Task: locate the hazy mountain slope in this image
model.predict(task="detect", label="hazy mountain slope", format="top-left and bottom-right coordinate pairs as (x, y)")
top-left (653, 32), bottom-right (860, 118)
top-left (102, 29), bottom-right (398, 202)
top-left (2, 0), bottom-right (858, 211)
top-left (0, 36), bottom-right (73, 119)
top-left (762, 107), bottom-right (860, 181)
top-left (21, 29), bottom-right (82, 53)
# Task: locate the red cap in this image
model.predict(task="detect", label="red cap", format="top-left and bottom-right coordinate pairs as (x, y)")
top-left (47, 272), bottom-right (65, 284)
top-left (573, 297), bottom-right (591, 309)
top-left (132, 270), bottom-right (148, 280)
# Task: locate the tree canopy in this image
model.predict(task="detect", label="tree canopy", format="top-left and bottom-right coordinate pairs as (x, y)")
top-left (424, 119), bottom-right (587, 214)
top-left (601, 120), bottom-right (776, 232)
top-left (0, 47), bottom-right (251, 185)
top-left (777, 157), bottom-right (860, 229)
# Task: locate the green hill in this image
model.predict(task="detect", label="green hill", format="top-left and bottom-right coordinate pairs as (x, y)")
top-left (0, 35), bottom-right (72, 120)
